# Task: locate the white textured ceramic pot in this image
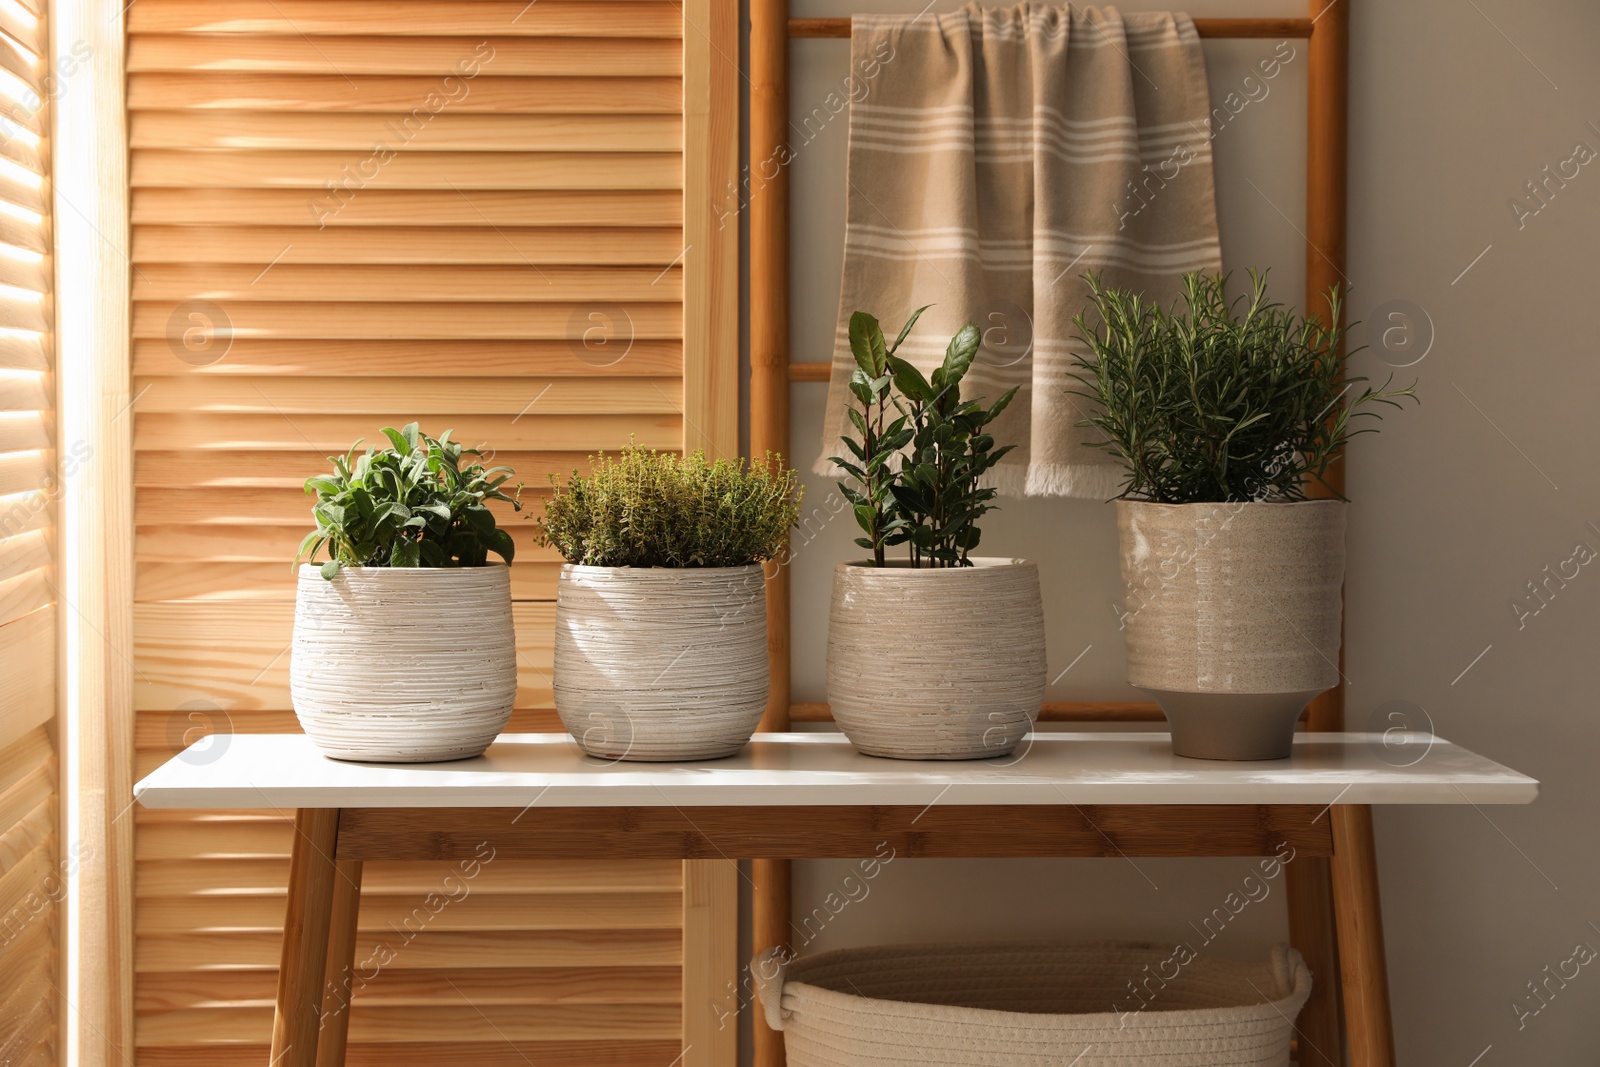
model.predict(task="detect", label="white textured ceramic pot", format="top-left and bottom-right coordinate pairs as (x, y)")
top-left (1117, 499), bottom-right (1347, 761)
top-left (827, 558), bottom-right (1046, 760)
top-left (290, 564), bottom-right (517, 763)
top-left (554, 564), bottom-right (769, 761)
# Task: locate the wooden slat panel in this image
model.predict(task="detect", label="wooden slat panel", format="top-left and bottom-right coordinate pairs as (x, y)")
top-left (0, 211), bottom-right (47, 255)
top-left (0, 377), bottom-right (49, 422)
top-left (0, 727), bottom-right (51, 799)
top-left (133, 338), bottom-right (682, 377)
top-left (0, 331), bottom-right (47, 372)
top-left (0, 526), bottom-right (51, 584)
top-left (135, 890), bottom-right (683, 933)
top-left (131, 150), bottom-right (682, 190)
top-left (0, 31), bottom-right (40, 88)
top-left (0, 606), bottom-right (53, 751)
top-left (0, 412), bottom-right (50, 455)
top-left (0, 97), bottom-right (43, 142)
top-left (131, 302), bottom-right (683, 341)
top-left (0, 758), bottom-right (51, 839)
top-left (0, 12), bottom-right (41, 50)
top-left (0, 141), bottom-right (44, 187)
top-left (133, 265), bottom-right (681, 304)
top-left (137, 1041), bottom-right (683, 1067)
top-left (128, 36), bottom-right (683, 76)
top-left (127, 1), bottom-right (683, 38)
top-left (0, 93), bottom-right (44, 141)
top-left (0, 252), bottom-right (50, 296)
top-left (132, 188), bottom-right (682, 227)
top-left (135, 858), bottom-right (681, 896)
top-left (0, 815), bottom-right (54, 918)
top-left (136, 966), bottom-right (681, 1010)
top-left (131, 225), bottom-right (684, 265)
top-left (128, 74), bottom-right (682, 113)
top-left (0, 294), bottom-right (48, 334)
top-left (134, 375), bottom-right (679, 413)
top-left (0, 567), bottom-right (51, 630)
top-left (137, 1003), bottom-right (681, 1045)
top-left (135, 817), bottom-right (293, 862)
top-left (0, 742), bottom-right (54, 1067)
top-left (131, 110), bottom-right (683, 153)
top-left (132, 412), bottom-right (680, 451)
top-left (0, 11), bottom-right (44, 54)
top-left (135, 929), bottom-right (682, 971)
top-left (0, 448), bottom-right (50, 497)
top-left (0, 921), bottom-right (56, 1067)
top-left (0, 795), bottom-right (53, 874)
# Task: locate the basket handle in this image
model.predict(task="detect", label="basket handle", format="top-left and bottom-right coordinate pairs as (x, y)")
top-left (1271, 943), bottom-right (1314, 1005)
top-left (751, 947), bottom-right (791, 1032)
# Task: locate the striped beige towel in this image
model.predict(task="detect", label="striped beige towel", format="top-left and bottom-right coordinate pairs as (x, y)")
top-left (819, 3), bottom-right (1222, 498)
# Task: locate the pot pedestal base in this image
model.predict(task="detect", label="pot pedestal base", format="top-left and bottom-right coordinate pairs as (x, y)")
top-left (1138, 688), bottom-right (1326, 761)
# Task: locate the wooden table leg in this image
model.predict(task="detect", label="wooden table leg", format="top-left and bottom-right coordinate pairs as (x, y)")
top-left (1285, 856), bottom-right (1344, 1067)
top-left (752, 857), bottom-right (790, 1067)
top-left (1329, 804), bottom-right (1397, 1066)
top-left (271, 808), bottom-right (341, 1067)
top-left (316, 860), bottom-right (364, 1067)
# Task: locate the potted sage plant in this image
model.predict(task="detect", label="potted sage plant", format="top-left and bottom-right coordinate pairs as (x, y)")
top-left (291, 424), bottom-right (521, 763)
top-left (828, 308), bottom-right (1047, 760)
top-left (538, 444), bottom-right (800, 761)
top-left (1072, 271), bottom-right (1416, 760)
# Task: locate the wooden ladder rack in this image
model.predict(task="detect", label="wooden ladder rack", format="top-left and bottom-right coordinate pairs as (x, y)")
top-left (747, 2), bottom-right (1392, 1064)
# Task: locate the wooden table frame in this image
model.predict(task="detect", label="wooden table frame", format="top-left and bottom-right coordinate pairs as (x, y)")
top-left (269, 801), bottom-right (1387, 1067)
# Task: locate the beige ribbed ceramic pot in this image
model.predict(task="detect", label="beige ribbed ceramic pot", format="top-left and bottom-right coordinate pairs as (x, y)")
top-left (554, 564), bottom-right (769, 761)
top-left (1117, 499), bottom-right (1346, 760)
top-left (827, 558), bottom-right (1046, 760)
top-left (290, 564), bottom-right (517, 763)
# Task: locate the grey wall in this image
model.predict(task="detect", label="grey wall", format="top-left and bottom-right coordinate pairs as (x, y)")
top-left (760, 0), bottom-right (1600, 1062)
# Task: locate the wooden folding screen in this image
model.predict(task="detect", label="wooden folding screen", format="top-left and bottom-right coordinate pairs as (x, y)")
top-left (0, 0), bottom-right (61, 1061)
top-left (127, 1), bottom-right (735, 1064)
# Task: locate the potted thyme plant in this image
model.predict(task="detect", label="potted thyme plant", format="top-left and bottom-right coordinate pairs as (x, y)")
top-left (291, 424), bottom-right (521, 763)
top-left (827, 308), bottom-right (1047, 760)
top-left (1072, 271), bottom-right (1416, 760)
top-left (538, 444), bottom-right (800, 761)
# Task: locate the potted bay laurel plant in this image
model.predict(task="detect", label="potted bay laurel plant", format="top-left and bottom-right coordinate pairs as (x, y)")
top-left (1072, 271), bottom-right (1416, 760)
top-left (538, 444), bottom-right (800, 761)
top-left (828, 308), bottom-right (1047, 760)
top-left (291, 423), bottom-right (521, 763)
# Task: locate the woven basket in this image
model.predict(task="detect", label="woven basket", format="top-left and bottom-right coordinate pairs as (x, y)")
top-left (753, 940), bottom-right (1312, 1066)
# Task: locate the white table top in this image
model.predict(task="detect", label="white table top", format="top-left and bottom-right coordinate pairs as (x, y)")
top-left (133, 731), bottom-right (1538, 810)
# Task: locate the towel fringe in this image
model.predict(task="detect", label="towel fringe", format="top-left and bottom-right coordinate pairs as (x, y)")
top-left (1023, 461), bottom-right (1125, 501)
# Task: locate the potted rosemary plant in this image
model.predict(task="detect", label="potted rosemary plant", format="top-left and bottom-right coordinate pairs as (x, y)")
top-left (828, 308), bottom-right (1047, 760)
top-left (1072, 271), bottom-right (1416, 760)
top-left (291, 424), bottom-right (521, 763)
top-left (538, 445), bottom-right (800, 761)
